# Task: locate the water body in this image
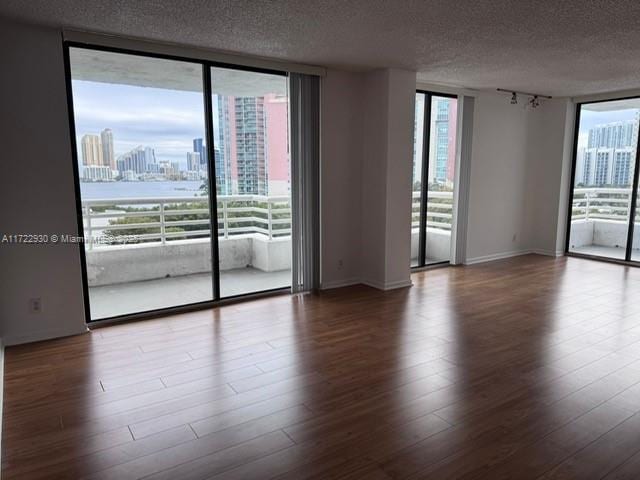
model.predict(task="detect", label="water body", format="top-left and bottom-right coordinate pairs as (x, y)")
top-left (80, 180), bottom-right (205, 199)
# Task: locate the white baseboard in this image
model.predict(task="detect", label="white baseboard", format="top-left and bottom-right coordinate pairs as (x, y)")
top-left (465, 249), bottom-right (565, 265)
top-left (2, 325), bottom-right (89, 347)
top-left (464, 249), bottom-right (532, 265)
top-left (320, 277), bottom-right (361, 290)
top-left (360, 278), bottom-right (413, 291)
top-left (321, 276), bottom-right (413, 291)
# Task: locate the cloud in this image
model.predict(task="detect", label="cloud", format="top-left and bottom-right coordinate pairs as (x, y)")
top-left (71, 80), bottom-right (208, 164)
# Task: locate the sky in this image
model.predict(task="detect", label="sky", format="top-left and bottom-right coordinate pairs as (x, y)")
top-left (72, 80), bottom-right (219, 169)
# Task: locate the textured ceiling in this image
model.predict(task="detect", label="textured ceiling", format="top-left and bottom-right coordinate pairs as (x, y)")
top-left (3, 0), bottom-right (640, 97)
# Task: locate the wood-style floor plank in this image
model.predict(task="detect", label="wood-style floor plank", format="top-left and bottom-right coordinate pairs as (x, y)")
top-left (4, 255), bottom-right (640, 479)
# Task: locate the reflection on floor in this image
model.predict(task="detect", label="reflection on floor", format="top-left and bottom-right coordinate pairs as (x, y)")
top-left (89, 268), bottom-right (291, 319)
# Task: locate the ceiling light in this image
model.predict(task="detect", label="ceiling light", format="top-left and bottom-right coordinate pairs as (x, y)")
top-left (497, 89), bottom-right (552, 107)
top-left (529, 95), bottom-right (540, 108)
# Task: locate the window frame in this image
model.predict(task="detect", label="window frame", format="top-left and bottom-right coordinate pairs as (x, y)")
top-left (63, 41), bottom-right (291, 325)
top-left (412, 89), bottom-right (458, 269)
top-left (564, 97), bottom-right (640, 265)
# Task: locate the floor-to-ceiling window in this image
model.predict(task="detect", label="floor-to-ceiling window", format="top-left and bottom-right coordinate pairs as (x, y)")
top-left (210, 67), bottom-right (292, 298)
top-left (567, 98), bottom-right (640, 263)
top-left (411, 91), bottom-right (458, 267)
top-left (67, 45), bottom-right (291, 321)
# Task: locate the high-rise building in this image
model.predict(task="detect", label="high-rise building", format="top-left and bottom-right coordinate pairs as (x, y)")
top-left (212, 93), bottom-right (290, 196)
top-left (187, 151), bottom-right (201, 171)
top-left (579, 115), bottom-right (639, 186)
top-left (83, 165), bottom-right (113, 182)
top-left (193, 138), bottom-right (207, 170)
top-left (428, 98), bottom-right (457, 187)
top-left (215, 95), bottom-right (232, 195)
top-left (264, 94), bottom-right (290, 195)
top-left (100, 128), bottom-right (115, 169)
top-left (81, 134), bottom-right (102, 166)
top-left (116, 146), bottom-right (149, 175)
top-left (233, 96), bottom-right (267, 195)
top-left (144, 147), bottom-right (156, 166)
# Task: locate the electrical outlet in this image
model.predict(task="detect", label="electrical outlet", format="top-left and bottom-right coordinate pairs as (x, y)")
top-left (338, 259), bottom-right (343, 270)
top-left (29, 297), bottom-right (42, 313)
top-left (512, 233), bottom-right (517, 242)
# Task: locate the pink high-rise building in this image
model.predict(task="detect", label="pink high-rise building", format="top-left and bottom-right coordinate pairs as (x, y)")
top-left (220, 93), bottom-right (289, 195)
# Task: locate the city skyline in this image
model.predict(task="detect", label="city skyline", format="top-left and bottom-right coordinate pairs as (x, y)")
top-left (75, 79), bottom-right (290, 194)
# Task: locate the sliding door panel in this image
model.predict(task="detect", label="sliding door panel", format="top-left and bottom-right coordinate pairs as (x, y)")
top-left (411, 93), bottom-right (426, 267)
top-left (425, 95), bottom-right (457, 264)
top-left (411, 91), bottom-right (457, 268)
top-left (69, 47), bottom-right (214, 320)
top-left (210, 67), bottom-right (291, 297)
top-left (568, 100), bottom-right (639, 260)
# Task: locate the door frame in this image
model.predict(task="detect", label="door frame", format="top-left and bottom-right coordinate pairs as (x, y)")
top-left (413, 89), bottom-right (458, 269)
top-left (564, 96), bottom-right (640, 266)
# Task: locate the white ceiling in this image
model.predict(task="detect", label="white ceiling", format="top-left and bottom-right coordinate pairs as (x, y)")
top-left (3, 0), bottom-right (640, 97)
top-left (70, 47), bottom-right (288, 95)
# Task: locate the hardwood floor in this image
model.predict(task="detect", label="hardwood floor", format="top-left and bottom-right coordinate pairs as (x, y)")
top-left (3, 254), bottom-right (640, 479)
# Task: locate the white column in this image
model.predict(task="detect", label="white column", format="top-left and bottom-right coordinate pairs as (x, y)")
top-left (360, 68), bottom-right (416, 290)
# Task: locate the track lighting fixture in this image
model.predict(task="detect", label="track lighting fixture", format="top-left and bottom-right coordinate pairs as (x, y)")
top-left (497, 89), bottom-right (552, 108)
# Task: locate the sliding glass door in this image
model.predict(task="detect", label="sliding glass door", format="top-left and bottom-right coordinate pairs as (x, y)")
top-left (567, 98), bottom-right (640, 263)
top-left (411, 91), bottom-right (458, 267)
top-left (67, 45), bottom-right (291, 321)
top-left (209, 67), bottom-right (292, 298)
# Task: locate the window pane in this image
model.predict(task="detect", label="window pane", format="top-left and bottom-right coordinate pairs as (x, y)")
top-left (411, 93), bottom-right (425, 267)
top-left (425, 96), bottom-right (457, 264)
top-left (211, 67), bottom-right (291, 297)
top-left (568, 100), bottom-right (639, 260)
top-left (69, 47), bottom-right (213, 319)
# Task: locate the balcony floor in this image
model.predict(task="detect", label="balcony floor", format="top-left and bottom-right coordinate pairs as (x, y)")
top-left (571, 244), bottom-right (627, 260)
top-left (88, 268), bottom-right (291, 320)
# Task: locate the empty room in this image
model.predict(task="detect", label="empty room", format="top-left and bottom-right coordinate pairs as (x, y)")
top-left (2, 1), bottom-right (640, 479)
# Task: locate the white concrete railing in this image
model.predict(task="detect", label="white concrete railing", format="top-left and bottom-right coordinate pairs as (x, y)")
top-left (571, 188), bottom-right (635, 222)
top-left (411, 190), bottom-right (454, 231)
top-left (82, 195), bottom-right (291, 249)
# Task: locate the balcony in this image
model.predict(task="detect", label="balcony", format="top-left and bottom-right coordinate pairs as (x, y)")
top-left (410, 190), bottom-right (453, 264)
top-left (569, 188), bottom-right (640, 260)
top-left (82, 195), bottom-right (292, 319)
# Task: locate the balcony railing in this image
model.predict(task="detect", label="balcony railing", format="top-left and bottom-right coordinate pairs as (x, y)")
top-left (571, 188), bottom-right (636, 222)
top-left (411, 190), bottom-right (454, 231)
top-left (83, 195), bottom-right (291, 249)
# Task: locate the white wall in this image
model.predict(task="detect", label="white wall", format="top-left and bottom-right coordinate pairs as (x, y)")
top-left (360, 68), bottom-right (415, 289)
top-left (465, 92), bottom-right (532, 262)
top-left (525, 98), bottom-right (574, 256)
top-left (0, 20), bottom-right (87, 345)
top-left (465, 92), bottom-right (572, 263)
top-left (382, 69), bottom-right (415, 287)
top-left (320, 70), bottom-right (364, 288)
top-left (360, 69), bottom-right (391, 286)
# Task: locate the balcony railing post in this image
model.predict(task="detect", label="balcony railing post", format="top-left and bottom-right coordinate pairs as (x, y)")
top-left (86, 205), bottom-right (93, 250)
top-left (223, 199), bottom-right (229, 239)
top-left (159, 201), bottom-right (166, 245)
top-left (585, 191), bottom-right (590, 221)
top-left (268, 200), bottom-right (273, 239)
top-left (81, 195), bottom-right (296, 247)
